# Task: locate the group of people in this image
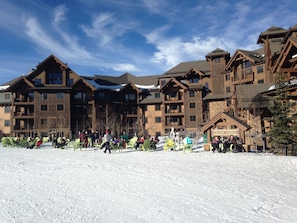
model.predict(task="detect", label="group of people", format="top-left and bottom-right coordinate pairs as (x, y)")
top-left (78, 129), bottom-right (100, 148)
top-left (211, 135), bottom-right (242, 153)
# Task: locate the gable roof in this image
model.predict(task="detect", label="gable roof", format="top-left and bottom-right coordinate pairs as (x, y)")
top-left (225, 49), bottom-right (264, 71)
top-left (93, 73), bottom-right (160, 86)
top-left (257, 26), bottom-right (288, 44)
top-left (272, 37), bottom-right (297, 73)
top-left (161, 60), bottom-right (210, 77)
top-left (201, 112), bottom-right (250, 133)
top-left (159, 77), bottom-right (187, 92)
top-left (205, 48), bottom-right (230, 58)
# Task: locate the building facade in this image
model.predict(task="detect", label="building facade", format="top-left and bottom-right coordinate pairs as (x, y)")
top-left (1, 24), bottom-right (297, 150)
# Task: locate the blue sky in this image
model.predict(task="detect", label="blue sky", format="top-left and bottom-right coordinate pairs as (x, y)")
top-left (0, 0), bottom-right (296, 84)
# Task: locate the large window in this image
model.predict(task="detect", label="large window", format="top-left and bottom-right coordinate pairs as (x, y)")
top-left (46, 73), bottom-right (62, 84)
top-left (155, 104), bottom-right (161, 111)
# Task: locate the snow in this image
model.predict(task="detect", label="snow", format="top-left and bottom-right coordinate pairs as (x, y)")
top-left (1, 143), bottom-right (297, 223)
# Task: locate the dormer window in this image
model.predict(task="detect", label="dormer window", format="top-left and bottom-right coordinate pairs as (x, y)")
top-left (189, 77), bottom-right (199, 83)
top-left (46, 72), bottom-right (62, 84)
top-left (213, 57), bottom-right (221, 63)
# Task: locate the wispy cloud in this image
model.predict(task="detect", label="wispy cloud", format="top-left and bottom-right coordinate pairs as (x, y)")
top-left (24, 15), bottom-right (92, 61)
top-left (113, 63), bottom-right (140, 73)
top-left (145, 25), bottom-right (234, 68)
top-left (52, 4), bottom-right (68, 26)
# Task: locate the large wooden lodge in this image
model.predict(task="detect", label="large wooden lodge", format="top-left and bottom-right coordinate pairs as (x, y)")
top-left (1, 24), bottom-right (297, 149)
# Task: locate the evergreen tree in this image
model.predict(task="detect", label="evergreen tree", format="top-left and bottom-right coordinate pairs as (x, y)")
top-left (268, 72), bottom-right (297, 155)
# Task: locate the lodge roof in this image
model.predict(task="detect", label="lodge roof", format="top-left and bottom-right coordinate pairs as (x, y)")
top-left (203, 93), bottom-right (233, 101)
top-left (206, 48), bottom-right (230, 57)
top-left (93, 72), bottom-right (160, 86)
top-left (162, 60), bottom-right (210, 77)
top-left (235, 83), bottom-right (273, 109)
top-left (257, 26), bottom-right (288, 44)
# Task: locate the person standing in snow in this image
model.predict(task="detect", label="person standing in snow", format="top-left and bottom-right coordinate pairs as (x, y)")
top-left (101, 129), bottom-right (112, 153)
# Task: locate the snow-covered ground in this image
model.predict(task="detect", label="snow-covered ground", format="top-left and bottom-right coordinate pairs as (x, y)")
top-left (0, 143), bottom-right (297, 223)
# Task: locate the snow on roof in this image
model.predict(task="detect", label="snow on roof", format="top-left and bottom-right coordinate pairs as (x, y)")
top-left (86, 79), bottom-right (125, 91)
top-left (85, 79), bottom-right (159, 91)
top-left (0, 85), bottom-right (10, 91)
top-left (268, 79), bottom-right (297, 91)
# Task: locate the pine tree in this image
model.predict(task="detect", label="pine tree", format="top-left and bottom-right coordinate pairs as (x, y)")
top-left (268, 72), bottom-right (297, 155)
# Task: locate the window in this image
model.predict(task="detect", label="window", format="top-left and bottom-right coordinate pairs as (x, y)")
top-left (160, 80), bottom-right (166, 86)
top-left (125, 93), bottom-right (136, 102)
top-left (189, 77), bottom-right (199, 83)
top-left (98, 92), bottom-right (105, 98)
top-left (225, 74), bottom-right (230, 81)
top-left (4, 106), bottom-right (10, 113)
top-left (189, 91), bottom-right (195, 97)
top-left (67, 79), bottom-right (73, 86)
top-left (190, 103), bottom-right (195, 108)
top-left (190, 116), bottom-right (196, 121)
top-left (41, 119), bottom-right (47, 126)
top-left (74, 92), bottom-right (86, 102)
top-left (155, 117), bottom-right (161, 123)
top-left (170, 117), bottom-right (178, 122)
top-left (41, 93), bottom-right (48, 100)
top-left (170, 91), bottom-right (177, 98)
top-left (4, 93), bottom-right (10, 99)
top-left (47, 72), bottom-right (62, 84)
top-left (257, 65), bottom-right (263, 73)
top-left (169, 104), bottom-right (177, 110)
top-left (155, 104), bottom-right (161, 111)
top-left (57, 104), bottom-right (64, 111)
top-left (258, 79), bottom-right (264, 84)
top-left (213, 57), bottom-right (221, 63)
top-left (35, 79), bottom-right (42, 86)
top-left (226, 86), bottom-right (231, 93)
top-left (57, 92), bottom-right (64, 99)
top-left (155, 93), bottom-right (160, 98)
top-left (4, 120), bottom-right (10, 126)
top-left (41, 105), bottom-right (47, 111)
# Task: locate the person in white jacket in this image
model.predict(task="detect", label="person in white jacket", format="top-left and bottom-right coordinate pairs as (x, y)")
top-left (101, 129), bottom-right (112, 153)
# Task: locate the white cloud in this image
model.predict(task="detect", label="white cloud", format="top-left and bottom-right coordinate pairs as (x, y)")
top-left (141, 0), bottom-right (168, 14)
top-left (81, 12), bottom-right (134, 46)
top-left (52, 5), bottom-right (68, 26)
top-left (24, 16), bottom-right (92, 61)
top-left (113, 63), bottom-right (139, 73)
top-left (145, 26), bottom-right (235, 67)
